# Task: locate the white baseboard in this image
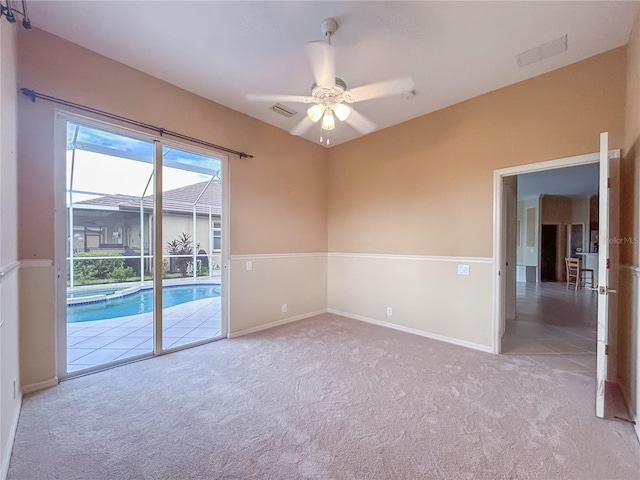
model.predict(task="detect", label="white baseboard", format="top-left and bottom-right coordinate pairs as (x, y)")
top-left (1, 393), bottom-right (22, 480)
top-left (228, 309), bottom-right (328, 339)
top-left (22, 377), bottom-right (58, 395)
top-left (328, 309), bottom-right (494, 354)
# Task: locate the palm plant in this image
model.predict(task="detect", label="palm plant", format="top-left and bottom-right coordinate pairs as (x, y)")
top-left (166, 232), bottom-right (193, 277)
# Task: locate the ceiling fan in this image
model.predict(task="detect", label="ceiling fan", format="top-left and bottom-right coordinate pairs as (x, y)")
top-left (246, 18), bottom-right (414, 145)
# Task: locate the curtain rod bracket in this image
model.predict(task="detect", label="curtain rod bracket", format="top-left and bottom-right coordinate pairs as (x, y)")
top-left (1, 0), bottom-right (32, 28)
top-left (21, 88), bottom-right (37, 103)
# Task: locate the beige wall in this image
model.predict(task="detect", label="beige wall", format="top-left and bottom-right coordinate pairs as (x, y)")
top-left (329, 48), bottom-right (625, 257)
top-left (541, 195), bottom-right (572, 225)
top-left (10, 19), bottom-right (639, 439)
top-left (328, 47), bottom-right (626, 349)
top-left (18, 28), bottom-right (327, 259)
top-left (328, 255), bottom-right (493, 349)
top-left (619, 10), bottom-right (640, 435)
top-left (0, 20), bottom-right (21, 478)
top-left (17, 28), bottom-right (328, 387)
top-left (229, 255), bottom-right (327, 336)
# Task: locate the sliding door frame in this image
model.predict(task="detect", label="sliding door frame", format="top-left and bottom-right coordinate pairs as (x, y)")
top-left (54, 111), bottom-right (229, 379)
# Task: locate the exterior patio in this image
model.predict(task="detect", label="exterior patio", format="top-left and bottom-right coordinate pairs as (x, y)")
top-left (67, 293), bottom-right (222, 373)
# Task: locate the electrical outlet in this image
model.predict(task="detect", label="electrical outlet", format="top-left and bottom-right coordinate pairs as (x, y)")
top-left (246, 261), bottom-right (253, 271)
top-left (386, 307), bottom-right (393, 316)
top-left (282, 304), bottom-right (288, 313)
top-left (457, 264), bottom-right (470, 275)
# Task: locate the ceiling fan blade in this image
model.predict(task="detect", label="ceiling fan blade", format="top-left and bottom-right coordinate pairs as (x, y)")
top-left (344, 107), bottom-right (376, 135)
top-left (246, 93), bottom-right (311, 103)
top-left (290, 116), bottom-right (315, 136)
top-left (305, 41), bottom-right (336, 88)
top-left (345, 77), bottom-right (414, 103)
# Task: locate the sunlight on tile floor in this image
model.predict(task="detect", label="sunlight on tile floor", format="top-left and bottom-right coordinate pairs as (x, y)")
top-left (67, 296), bottom-right (221, 373)
top-left (502, 282), bottom-right (597, 376)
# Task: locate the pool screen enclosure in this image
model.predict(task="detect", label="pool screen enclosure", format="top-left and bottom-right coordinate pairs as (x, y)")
top-left (63, 119), bottom-right (225, 375)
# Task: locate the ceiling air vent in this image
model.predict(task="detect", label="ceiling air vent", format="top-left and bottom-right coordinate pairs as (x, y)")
top-left (269, 103), bottom-right (298, 118)
top-left (516, 34), bottom-right (567, 67)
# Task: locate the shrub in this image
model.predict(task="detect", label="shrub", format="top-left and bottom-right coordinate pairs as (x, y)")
top-left (74, 252), bottom-right (126, 282)
top-left (166, 233), bottom-right (193, 277)
top-left (111, 265), bottom-right (135, 282)
top-left (197, 264), bottom-right (209, 277)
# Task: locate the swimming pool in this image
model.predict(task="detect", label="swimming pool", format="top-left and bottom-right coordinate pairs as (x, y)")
top-left (67, 284), bottom-right (221, 323)
top-left (67, 289), bottom-right (118, 299)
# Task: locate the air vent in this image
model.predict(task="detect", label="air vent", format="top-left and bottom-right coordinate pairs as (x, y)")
top-left (269, 103), bottom-right (298, 118)
top-left (516, 34), bottom-right (567, 67)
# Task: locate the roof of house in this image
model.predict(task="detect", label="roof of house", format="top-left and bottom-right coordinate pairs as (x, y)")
top-left (75, 181), bottom-right (222, 216)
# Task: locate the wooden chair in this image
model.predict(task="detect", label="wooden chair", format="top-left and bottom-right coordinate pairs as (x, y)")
top-left (581, 264), bottom-right (595, 289)
top-left (565, 257), bottom-right (594, 291)
top-left (565, 257), bottom-right (579, 290)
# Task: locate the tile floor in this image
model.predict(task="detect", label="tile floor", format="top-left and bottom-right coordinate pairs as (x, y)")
top-left (67, 295), bottom-right (222, 373)
top-left (502, 281), bottom-right (598, 375)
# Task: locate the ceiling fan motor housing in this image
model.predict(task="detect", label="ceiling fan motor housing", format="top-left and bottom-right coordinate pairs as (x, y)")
top-left (311, 77), bottom-right (348, 106)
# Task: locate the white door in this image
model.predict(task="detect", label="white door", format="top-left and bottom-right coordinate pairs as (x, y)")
top-left (596, 132), bottom-right (620, 418)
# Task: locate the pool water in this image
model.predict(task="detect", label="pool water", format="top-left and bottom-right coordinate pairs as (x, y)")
top-left (67, 285), bottom-right (221, 323)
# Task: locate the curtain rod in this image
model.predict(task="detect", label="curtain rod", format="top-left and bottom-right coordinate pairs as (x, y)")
top-left (20, 88), bottom-right (254, 159)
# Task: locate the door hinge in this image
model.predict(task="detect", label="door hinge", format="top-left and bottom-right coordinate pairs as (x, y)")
top-left (607, 177), bottom-right (611, 188)
top-left (605, 344), bottom-right (609, 356)
top-left (607, 258), bottom-right (610, 269)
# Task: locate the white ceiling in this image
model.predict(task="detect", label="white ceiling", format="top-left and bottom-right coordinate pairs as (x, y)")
top-left (517, 163), bottom-right (600, 198)
top-left (26, 1), bottom-right (640, 147)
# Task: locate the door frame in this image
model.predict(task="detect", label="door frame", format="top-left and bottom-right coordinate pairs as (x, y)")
top-left (492, 150), bottom-right (619, 354)
top-left (54, 111), bottom-right (230, 379)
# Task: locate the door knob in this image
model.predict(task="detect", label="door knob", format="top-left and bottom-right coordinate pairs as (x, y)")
top-left (598, 286), bottom-right (617, 295)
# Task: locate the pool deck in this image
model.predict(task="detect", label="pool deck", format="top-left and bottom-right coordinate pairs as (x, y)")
top-left (67, 296), bottom-right (222, 373)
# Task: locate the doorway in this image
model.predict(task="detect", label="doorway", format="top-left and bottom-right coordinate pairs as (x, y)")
top-left (506, 166), bottom-right (599, 375)
top-left (57, 115), bottom-right (228, 377)
top-left (540, 224), bottom-right (558, 282)
top-left (493, 153), bottom-right (603, 359)
top-left (494, 140), bottom-right (622, 419)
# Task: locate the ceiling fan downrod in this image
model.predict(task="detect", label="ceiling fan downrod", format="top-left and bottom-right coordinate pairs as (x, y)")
top-left (320, 18), bottom-right (338, 45)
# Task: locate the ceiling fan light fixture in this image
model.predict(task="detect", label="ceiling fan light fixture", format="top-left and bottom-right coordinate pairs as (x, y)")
top-left (307, 104), bottom-right (324, 122)
top-left (321, 110), bottom-right (335, 130)
top-left (332, 103), bottom-right (350, 121)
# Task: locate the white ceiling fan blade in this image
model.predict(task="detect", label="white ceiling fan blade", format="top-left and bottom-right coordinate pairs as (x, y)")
top-left (344, 107), bottom-right (376, 135)
top-left (345, 77), bottom-right (414, 103)
top-left (305, 41), bottom-right (336, 88)
top-left (290, 116), bottom-right (316, 136)
top-left (246, 93), bottom-right (311, 103)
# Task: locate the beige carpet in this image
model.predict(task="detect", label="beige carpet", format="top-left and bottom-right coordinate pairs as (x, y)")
top-left (8, 314), bottom-right (640, 479)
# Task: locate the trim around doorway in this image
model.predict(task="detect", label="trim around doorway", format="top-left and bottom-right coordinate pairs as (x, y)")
top-left (492, 151), bottom-right (606, 354)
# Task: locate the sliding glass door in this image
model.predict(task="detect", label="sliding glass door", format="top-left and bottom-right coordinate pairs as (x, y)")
top-left (60, 117), bottom-right (226, 376)
top-left (161, 146), bottom-right (223, 350)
